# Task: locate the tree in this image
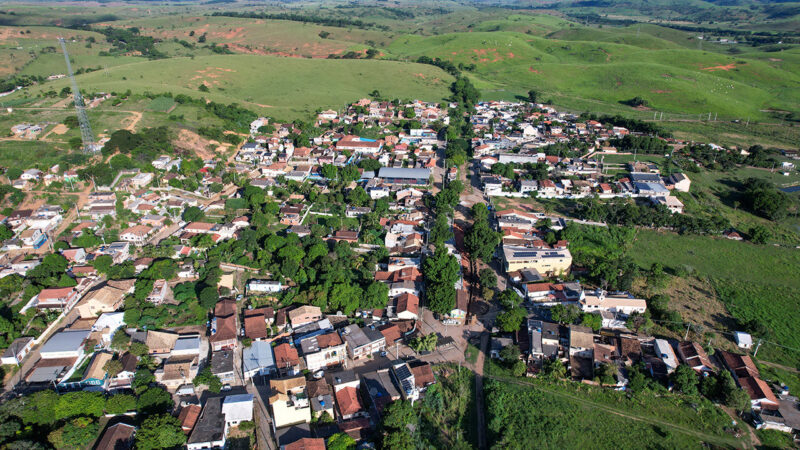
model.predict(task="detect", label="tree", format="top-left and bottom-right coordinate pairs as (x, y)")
top-left (135, 414), bottom-right (186, 450)
top-left (327, 432), bottom-right (356, 450)
top-left (362, 281), bottom-right (389, 310)
top-left (6, 168), bottom-right (23, 180)
top-left (103, 359), bottom-right (123, 378)
top-left (182, 206), bottom-right (205, 222)
top-left (194, 367), bottom-right (222, 393)
top-left (136, 386), bottom-right (174, 415)
top-left (382, 399), bottom-right (416, 430)
top-left (0, 224), bottom-right (14, 241)
top-left (478, 268), bottom-right (497, 291)
top-left (129, 341), bottom-right (149, 357)
top-left (580, 313), bottom-right (602, 332)
top-left (496, 307), bottom-right (526, 332)
top-left (409, 333), bottom-right (438, 352)
top-left (429, 213), bottom-right (453, 246)
top-left (749, 225), bottom-right (770, 245)
top-left (105, 394), bottom-right (136, 415)
top-left (550, 304), bottom-right (581, 324)
top-left (48, 417), bottom-right (99, 450)
top-left (465, 204), bottom-right (500, 262)
top-left (497, 289), bottom-right (519, 310)
top-left (346, 186), bottom-right (369, 206)
top-left (669, 364), bottom-right (699, 396)
top-left (499, 344), bottom-right (520, 362)
top-left (198, 286), bottom-right (219, 309)
top-left (527, 90), bottom-right (538, 103)
top-left (647, 262), bottom-right (669, 290)
top-left (542, 358), bottom-right (566, 379)
top-left (423, 246), bottom-right (460, 315)
top-left (511, 360), bottom-right (526, 377)
top-left (594, 363), bottom-right (617, 385)
top-left (383, 431), bottom-right (415, 450)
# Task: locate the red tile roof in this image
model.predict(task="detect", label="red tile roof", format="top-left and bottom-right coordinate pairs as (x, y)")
top-left (336, 386), bottom-right (363, 416)
top-left (396, 293), bottom-right (419, 316)
top-left (178, 404), bottom-right (201, 433)
top-left (284, 438), bottom-right (326, 450)
top-left (274, 343), bottom-right (300, 368)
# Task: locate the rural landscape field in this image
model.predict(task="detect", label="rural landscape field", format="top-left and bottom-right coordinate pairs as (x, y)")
top-left (0, 0), bottom-right (798, 448)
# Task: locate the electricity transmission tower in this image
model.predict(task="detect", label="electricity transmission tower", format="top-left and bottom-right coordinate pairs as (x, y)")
top-left (58, 38), bottom-right (96, 153)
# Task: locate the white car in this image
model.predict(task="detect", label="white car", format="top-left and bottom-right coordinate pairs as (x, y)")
top-left (313, 370), bottom-right (325, 379)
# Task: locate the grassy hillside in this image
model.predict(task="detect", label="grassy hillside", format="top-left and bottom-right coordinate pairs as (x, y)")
top-left (631, 230), bottom-right (800, 366)
top-left (12, 54), bottom-right (454, 119)
top-left (386, 30), bottom-right (800, 121)
top-left (103, 15), bottom-right (392, 59)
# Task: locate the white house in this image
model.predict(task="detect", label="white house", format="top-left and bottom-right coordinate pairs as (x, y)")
top-left (221, 394), bottom-right (253, 427)
top-left (247, 280), bottom-right (282, 294)
top-left (735, 331), bottom-right (753, 349)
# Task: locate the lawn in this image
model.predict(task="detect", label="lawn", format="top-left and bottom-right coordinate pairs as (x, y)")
top-left (12, 54), bottom-right (455, 121)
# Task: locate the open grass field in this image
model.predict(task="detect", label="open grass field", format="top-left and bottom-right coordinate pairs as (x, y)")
top-left (631, 229), bottom-right (800, 366)
top-left (0, 139), bottom-right (75, 169)
top-left (386, 30), bottom-right (800, 121)
top-left (12, 53), bottom-right (454, 120)
top-left (102, 15), bottom-right (391, 59)
top-left (484, 373), bottom-right (740, 449)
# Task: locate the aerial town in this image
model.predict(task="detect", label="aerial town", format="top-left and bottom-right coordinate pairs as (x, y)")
top-left (0, 91), bottom-right (796, 450)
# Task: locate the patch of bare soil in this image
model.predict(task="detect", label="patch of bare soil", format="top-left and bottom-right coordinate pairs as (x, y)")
top-left (174, 129), bottom-right (219, 160)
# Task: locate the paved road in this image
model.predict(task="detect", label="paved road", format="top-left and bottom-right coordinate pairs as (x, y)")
top-left (246, 378), bottom-right (277, 450)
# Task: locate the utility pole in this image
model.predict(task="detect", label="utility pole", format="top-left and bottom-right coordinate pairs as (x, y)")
top-left (684, 323), bottom-right (691, 341)
top-left (753, 339), bottom-right (763, 356)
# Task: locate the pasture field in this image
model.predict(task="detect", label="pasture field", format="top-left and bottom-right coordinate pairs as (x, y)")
top-left (13, 54), bottom-right (454, 120)
top-left (102, 15), bottom-right (391, 59)
top-left (483, 373), bottom-right (739, 449)
top-left (386, 30), bottom-right (800, 121)
top-left (0, 139), bottom-right (76, 169)
top-left (631, 229), bottom-right (800, 366)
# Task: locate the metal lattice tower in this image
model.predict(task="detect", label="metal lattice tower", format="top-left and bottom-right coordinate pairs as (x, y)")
top-left (58, 38), bottom-right (96, 153)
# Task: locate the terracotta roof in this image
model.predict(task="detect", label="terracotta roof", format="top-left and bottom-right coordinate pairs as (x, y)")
top-left (284, 438), bottom-right (326, 450)
top-left (306, 379), bottom-right (332, 398)
top-left (145, 330), bottom-right (178, 352)
top-left (162, 355), bottom-right (197, 381)
top-left (178, 404), bottom-right (202, 433)
top-left (739, 376), bottom-right (778, 405)
top-left (214, 299), bottom-right (236, 318)
top-left (396, 293), bottom-right (419, 316)
top-left (38, 287), bottom-right (74, 300)
top-left (719, 350), bottom-right (759, 379)
top-left (378, 323), bottom-right (402, 344)
top-left (409, 361), bottom-right (435, 387)
top-left (316, 332), bottom-right (343, 349)
top-left (335, 386), bottom-right (363, 416)
top-left (274, 343), bottom-right (300, 368)
top-left (244, 315), bottom-right (268, 340)
top-left (84, 351), bottom-right (113, 381)
top-left (211, 315), bottom-right (237, 343)
top-left (95, 423), bottom-right (135, 450)
top-left (455, 290), bottom-right (469, 312)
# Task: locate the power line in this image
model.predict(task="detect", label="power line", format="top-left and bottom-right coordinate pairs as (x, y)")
top-left (58, 38), bottom-right (96, 154)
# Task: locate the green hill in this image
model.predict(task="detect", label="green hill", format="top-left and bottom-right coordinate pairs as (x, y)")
top-left (386, 30), bottom-right (800, 120)
top-left (17, 54), bottom-right (455, 120)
